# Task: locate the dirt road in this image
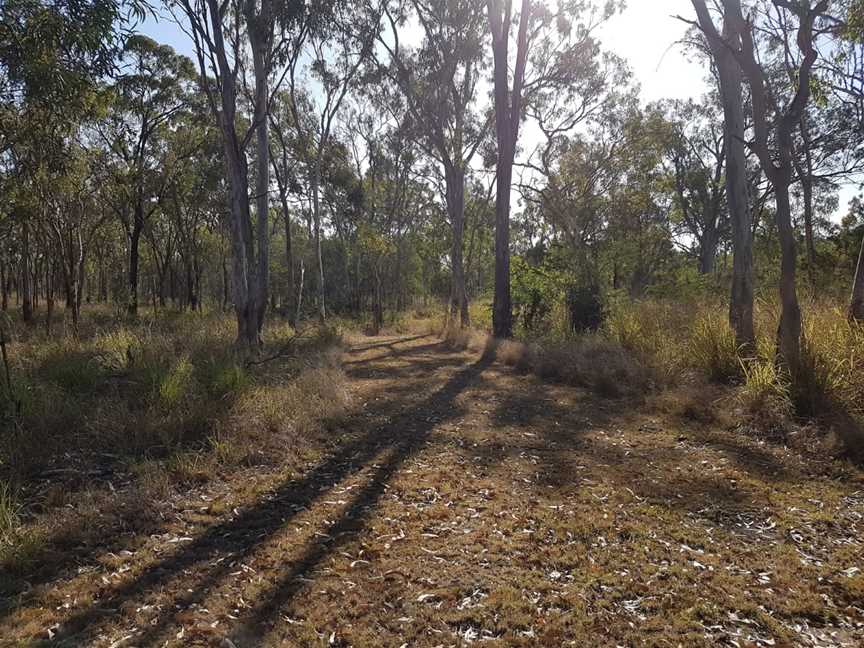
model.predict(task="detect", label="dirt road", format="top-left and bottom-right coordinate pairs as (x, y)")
top-left (3, 334), bottom-right (863, 647)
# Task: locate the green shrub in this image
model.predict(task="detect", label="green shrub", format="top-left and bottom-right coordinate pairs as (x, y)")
top-left (566, 282), bottom-right (604, 333)
top-left (688, 311), bottom-right (742, 383)
top-left (201, 358), bottom-right (249, 398)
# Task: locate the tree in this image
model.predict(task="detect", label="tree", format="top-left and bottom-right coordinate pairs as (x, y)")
top-left (485, 0), bottom-right (620, 338)
top-left (97, 35), bottom-right (196, 316)
top-left (379, 0), bottom-right (488, 328)
top-left (285, 0), bottom-right (381, 323)
top-left (691, 0), bottom-right (756, 351)
top-left (173, 0), bottom-right (307, 347)
top-left (725, 0), bottom-right (828, 370)
top-left (659, 100), bottom-right (728, 275)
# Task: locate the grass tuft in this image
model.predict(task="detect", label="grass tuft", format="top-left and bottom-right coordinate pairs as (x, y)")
top-left (688, 311), bottom-right (742, 384)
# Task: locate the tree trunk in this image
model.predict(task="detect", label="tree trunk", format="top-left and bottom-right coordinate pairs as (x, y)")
top-left (711, 6), bottom-right (755, 350)
top-left (445, 163), bottom-right (470, 328)
top-left (21, 221), bottom-right (33, 323)
top-left (774, 178), bottom-right (802, 370)
top-left (487, 0), bottom-right (529, 339)
top-left (372, 262), bottom-right (383, 335)
top-left (699, 221), bottom-right (719, 275)
top-left (280, 191), bottom-right (295, 323)
top-left (128, 210), bottom-right (143, 317)
top-left (295, 258), bottom-right (305, 327)
top-left (250, 34), bottom-right (270, 340)
top-left (799, 111), bottom-right (817, 271)
top-left (46, 258), bottom-right (55, 335)
top-left (312, 159), bottom-right (326, 323)
top-left (221, 253), bottom-right (230, 311)
top-left (849, 232), bottom-right (864, 320)
top-left (1, 261), bottom-right (7, 311)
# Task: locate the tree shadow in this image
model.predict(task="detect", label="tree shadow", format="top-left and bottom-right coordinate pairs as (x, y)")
top-left (344, 334), bottom-right (429, 355)
top-left (46, 348), bottom-right (493, 646)
top-left (2, 336), bottom-right (461, 614)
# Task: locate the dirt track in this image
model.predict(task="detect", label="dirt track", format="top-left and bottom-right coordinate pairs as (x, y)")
top-left (3, 334), bottom-right (863, 647)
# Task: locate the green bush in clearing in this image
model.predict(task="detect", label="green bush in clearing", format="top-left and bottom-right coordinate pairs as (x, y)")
top-left (200, 357), bottom-right (249, 398)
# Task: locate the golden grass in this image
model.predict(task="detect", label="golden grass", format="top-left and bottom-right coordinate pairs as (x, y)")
top-left (428, 294), bottom-right (864, 452)
top-left (0, 306), bottom-right (351, 574)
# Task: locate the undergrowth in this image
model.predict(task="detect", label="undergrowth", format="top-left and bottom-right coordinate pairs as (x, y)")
top-left (437, 295), bottom-right (864, 455)
top-left (0, 306), bottom-right (349, 574)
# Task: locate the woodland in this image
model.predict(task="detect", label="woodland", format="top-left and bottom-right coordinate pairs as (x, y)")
top-left (1, 0), bottom-right (864, 646)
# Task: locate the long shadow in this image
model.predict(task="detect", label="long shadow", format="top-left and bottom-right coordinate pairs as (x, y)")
top-left (0, 337), bottom-right (448, 608)
top-left (345, 334), bottom-right (429, 355)
top-left (341, 339), bottom-right (448, 368)
top-left (229, 353), bottom-right (494, 644)
top-left (50, 348), bottom-right (492, 646)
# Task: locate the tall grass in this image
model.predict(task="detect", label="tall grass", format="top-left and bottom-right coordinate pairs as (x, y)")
top-left (0, 307), bottom-right (350, 484)
top-left (484, 293), bottom-right (864, 443)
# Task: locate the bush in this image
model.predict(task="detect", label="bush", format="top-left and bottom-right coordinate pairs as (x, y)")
top-left (566, 283), bottom-right (604, 333)
top-left (0, 480), bottom-right (20, 543)
top-left (688, 311), bottom-right (742, 384)
top-left (159, 356), bottom-right (196, 408)
top-left (738, 359), bottom-right (793, 433)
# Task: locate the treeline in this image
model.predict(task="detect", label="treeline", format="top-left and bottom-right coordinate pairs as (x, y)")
top-left (1, 0), bottom-right (864, 368)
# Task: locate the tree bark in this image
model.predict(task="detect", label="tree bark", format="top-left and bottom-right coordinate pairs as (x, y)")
top-left (312, 158), bottom-right (326, 323)
top-left (128, 207), bottom-right (143, 317)
top-left (774, 175), bottom-right (802, 369)
top-left (795, 114), bottom-right (817, 270)
top-left (1, 261), bottom-right (7, 311)
top-left (719, 0), bottom-right (825, 371)
top-left (692, 0), bottom-right (755, 350)
top-left (279, 191), bottom-right (295, 323)
top-left (445, 162), bottom-right (470, 327)
top-left (21, 220), bottom-right (33, 323)
top-left (487, 0), bottom-right (530, 338)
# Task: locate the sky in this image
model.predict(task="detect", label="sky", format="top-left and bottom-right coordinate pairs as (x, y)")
top-left (597, 0), bottom-right (708, 102)
top-left (138, 0), bottom-right (859, 217)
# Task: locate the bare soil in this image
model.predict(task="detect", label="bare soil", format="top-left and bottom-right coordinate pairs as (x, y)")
top-left (2, 334), bottom-right (863, 647)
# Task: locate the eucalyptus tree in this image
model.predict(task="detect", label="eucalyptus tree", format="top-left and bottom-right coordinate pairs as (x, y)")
top-left (164, 123), bottom-right (225, 310)
top-left (0, 0), bottom-right (148, 109)
top-left (173, 0), bottom-right (311, 347)
top-left (97, 35), bottom-right (197, 316)
top-left (1, 0), bottom-right (146, 324)
top-left (725, 0), bottom-right (827, 370)
top-left (350, 109), bottom-right (427, 330)
top-left (378, 0), bottom-right (488, 327)
top-left (283, 0), bottom-right (382, 323)
top-left (689, 0), bottom-right (759, 351)
top-left (40, 146), bottom-right (111, 334)
top-left (268, 90), bottom-right (306, 322)
top-left (658, 99), bottom-right (728, 275)
top-left (485, 0), bottom-right (622, 338)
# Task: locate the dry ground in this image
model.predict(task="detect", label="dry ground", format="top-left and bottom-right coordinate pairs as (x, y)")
top-left (2, 334), bottom-right (863, 647)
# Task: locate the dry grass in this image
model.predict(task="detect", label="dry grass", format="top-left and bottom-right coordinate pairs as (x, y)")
top-left (2, 334), bottom-right (862, 647)
top-left (0, 306), bottom-right (350, 588)
top-left (492, 336), bottom-right (652, 399)
top-left (434, 295), bottom-right (864, 458)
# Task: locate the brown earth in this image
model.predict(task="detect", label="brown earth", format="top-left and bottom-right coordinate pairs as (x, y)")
top-left (2, 334), bottom-right (863, 647)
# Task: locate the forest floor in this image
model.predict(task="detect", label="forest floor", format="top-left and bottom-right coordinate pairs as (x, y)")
top-left (2, 333), bottom-right (864, 647)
